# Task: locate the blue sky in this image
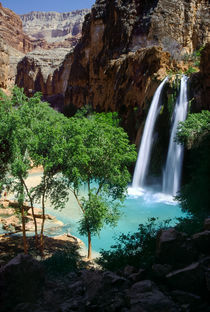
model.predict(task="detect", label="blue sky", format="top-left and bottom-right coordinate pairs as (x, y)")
top-left (2, 0), bottom-right (95, 14)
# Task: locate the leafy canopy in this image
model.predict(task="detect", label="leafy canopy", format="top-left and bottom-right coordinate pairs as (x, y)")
top-left (176, 110), bottom-right (210, 217)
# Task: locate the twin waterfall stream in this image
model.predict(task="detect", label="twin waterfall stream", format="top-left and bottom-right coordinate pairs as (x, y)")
top-left (131, 75), bottom-right (189, 198)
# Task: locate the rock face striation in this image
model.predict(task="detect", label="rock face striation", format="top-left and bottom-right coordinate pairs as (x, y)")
top-left (0, 38), bottom-right (9, 89)
top-left (14, 0), bottom-right (210, 141)
top-left (62, 0), bottom-right (210, 141)
top-left (20, 9), bottom-right (90, 49)
top-left (0, 3), bottom-right (88, 92)
top-left (16, 48), bottom-right (73, 109)
top-left (0, 2), bottom-right (34, 53)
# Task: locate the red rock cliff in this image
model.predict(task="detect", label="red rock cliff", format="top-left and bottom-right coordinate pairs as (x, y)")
top-left (62, 0), bottom-right (209, 141)
top-left (0, 2), bottom-right (34, 53)
top-left (15, 0), bottom-right (210, 141)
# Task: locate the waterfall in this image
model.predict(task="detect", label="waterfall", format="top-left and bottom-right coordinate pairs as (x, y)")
top-left (162, 75), bottom-right (188, 196)
top-left (132, 77), bottom-right (168, 189)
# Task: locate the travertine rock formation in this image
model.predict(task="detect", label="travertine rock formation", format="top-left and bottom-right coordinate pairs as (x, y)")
top-left (20, 10), bottom-right (90, 49)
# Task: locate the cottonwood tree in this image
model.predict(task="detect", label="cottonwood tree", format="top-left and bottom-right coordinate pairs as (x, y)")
top-left (28, 98), bottom-right (69, 256)
top-left (0, 88), bottom-right (33, 253)
top-left (0, 88), bottom-right (69, 254)
top-left (63, 113), bottom-right (136, 259)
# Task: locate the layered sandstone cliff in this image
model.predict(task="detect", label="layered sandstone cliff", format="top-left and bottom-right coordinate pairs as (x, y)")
top-left (15, 0), bottom-right (210, 141)
top-left (15, 48), bottom-right (73, 109)
top-left (62, 0), bottom-right (209, 140)
top-left (0, 2), bottom-right (34, 53)
top-left (20, 10), bottom-right (90, 49)
top-left (0, 39), bottom-right (9, 89)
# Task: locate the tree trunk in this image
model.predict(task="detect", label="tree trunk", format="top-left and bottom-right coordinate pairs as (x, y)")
top-left (31, 205), bottom-right (38, 246)
top-left (21, 206), bottom-right (28, 254)
top-left (88, 231), bottom-right (92, 259)
top-left (22, 178), bottom-right (38, 246)
top-left (40, 193), bottom-right (46, 258)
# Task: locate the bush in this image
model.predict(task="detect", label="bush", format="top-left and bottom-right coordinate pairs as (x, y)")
top-left (97, 218), bottom-right (171, 271)
top-left (176, 111), bottom-right (210, 218)
top-left (175, 216), bottom-right (204, 235)
top-left (43, 246), bottom-right (85, 277)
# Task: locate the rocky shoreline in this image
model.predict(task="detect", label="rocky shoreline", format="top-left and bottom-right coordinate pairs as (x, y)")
top-left (0, 199), bottom-right (64, 233)
top-left (0, 198), bottom-right (87, 266)
top-left (0, 219), bottom-right (209, 311)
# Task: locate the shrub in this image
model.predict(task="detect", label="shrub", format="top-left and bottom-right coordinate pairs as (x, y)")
top-left (97, 218), bottom-right (172, 271)
top-left (43, 246), bottom-right (85, 277)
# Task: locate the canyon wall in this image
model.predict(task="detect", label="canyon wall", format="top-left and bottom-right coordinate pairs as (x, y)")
top-left (0, 2), bottom-right (34, 53)
top-left (63, 0), bottom-right (209, 141)
top-left (14, 0), bottom-right (210, 141)
top-left (189, 43), bottom-right (210, 111)
top-left (0, 39), bottom-right (9, 89)
top-left (20, 10), bottom-right (90, 49)
top-left (16, 48), bottom-right (73, 110)
top-left (0, 3), bottom-right (89, 93)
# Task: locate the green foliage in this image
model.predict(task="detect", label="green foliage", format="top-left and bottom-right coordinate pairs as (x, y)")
top-left (177, 110), bottom-right (210, 149)
top-left (97, 218), bottom-right (172, 271)
top-left (0, 87), bottom-right (71, 252)
top-left (182, 46), bottom-right (204, 67)
top-left (1, 87), bottom-right (137, 258)
top-left (175, 216), bottom-right (204, 236)
top-left (63, 112), bottom-right (137, 256)
top-left (184, 66), bottom-right (197, 75)
top-left (78, 193), bottom-right (121, 237)
top-left (43, 246), bottom-right (85, 276)
top-left (176, 111), bottom-right (210, 218)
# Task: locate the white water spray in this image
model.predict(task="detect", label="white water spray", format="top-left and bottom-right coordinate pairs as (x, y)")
top-left (132, 77), bottom-right (168, 189)
top-left (162, 75), bottom-right (189, 196)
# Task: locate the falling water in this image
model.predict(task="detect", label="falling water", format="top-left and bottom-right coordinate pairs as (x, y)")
top-left (132, 77), bottom-right (168, 189)
top-left (162, 75), bottom-right (189, 196)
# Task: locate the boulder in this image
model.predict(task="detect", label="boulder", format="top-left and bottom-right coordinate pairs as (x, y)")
top-left (170, 290), bottom-right (201, 305)
top-left (192, 231), bottom-right (210, 254)
top-left (0, 254), bottom-right (45, 310)
top-left (103, 270), bottom-right (127, 287)
top-left (152, 263), bottom-right (173, 279)
top-left (204, 218), bottom-right (210, 231)
top-left (81, 269), bottom-right (103, 300)
top-left (123, 265), bottom-right (136, 277)
top-left (129, 268), bottom-right (146, 283)
top-left (166, 262), bottom-right (206, 295)
top-left (156, 228), bottom-right (197, 267)
top-left (127, 280), bottom-right (178, 312)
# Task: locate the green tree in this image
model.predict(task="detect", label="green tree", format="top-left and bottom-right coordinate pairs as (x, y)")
top-left (27, 98), bottom-right (69, 256)
top-left (0, 88), bottom-right (69, 254)
top-left (0, 88), bottom-right (32, 252)
top-left (176, 110), bottom-right (210, 217)
top-left (0, 89), bottom-right (15, 182)
top-left (63, 113), bottom-right (136, 259)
